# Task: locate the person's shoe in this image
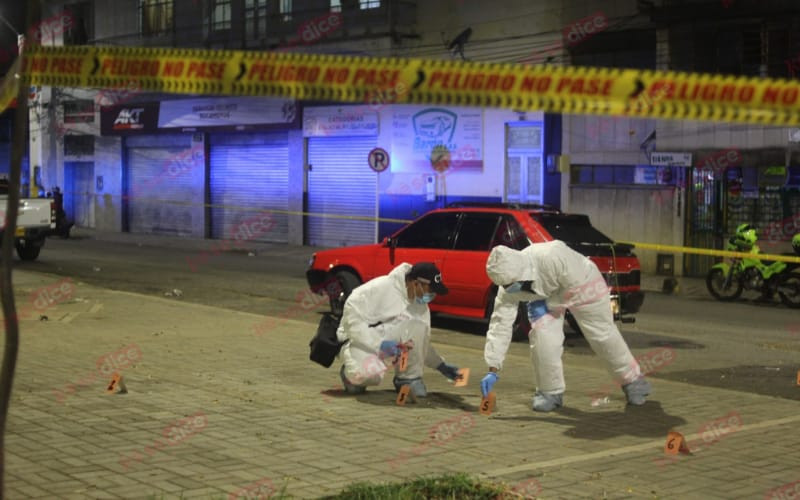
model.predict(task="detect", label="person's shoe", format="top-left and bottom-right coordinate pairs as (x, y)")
top-left (532, 391), bottom-right (563, 412)
top-left (622, 377), bottom-right (651, 405)
top-left (393, 376), bottom-right (427, 398)
top-left (340, 365), bottom-right (367, 395)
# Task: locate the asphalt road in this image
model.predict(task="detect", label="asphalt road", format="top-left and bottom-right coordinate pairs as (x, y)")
top-left (11, 230), bottom-right (800, 403)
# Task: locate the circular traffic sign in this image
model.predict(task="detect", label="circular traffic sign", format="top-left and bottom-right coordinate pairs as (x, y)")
top-left (430, 144), bottom-right (451, 173)
top-left (368, 147), bottom-right (390, 172)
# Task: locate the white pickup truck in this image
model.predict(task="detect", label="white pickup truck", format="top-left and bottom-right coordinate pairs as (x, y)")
top-left (0, 179), bottom-right (56, 261)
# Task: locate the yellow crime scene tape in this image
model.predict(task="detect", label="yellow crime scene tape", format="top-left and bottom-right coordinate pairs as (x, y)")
top-left (1, 44), bottom-right (800, 125)
top-left (4, 45), bottom-right (799, 262)
top-left (618, 241), bottom-right (800, 264)
top-left (65, 191), bottom-right (800, 264)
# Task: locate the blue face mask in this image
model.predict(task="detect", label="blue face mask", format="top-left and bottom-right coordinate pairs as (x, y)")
top-left (416, 292), bottom-right (436, 304)
top-left (504, 282), bottom-right (524, 294)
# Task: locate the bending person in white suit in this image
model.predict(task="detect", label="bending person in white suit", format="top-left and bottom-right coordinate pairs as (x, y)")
top-left (479, 242), bottom-right (650, 412)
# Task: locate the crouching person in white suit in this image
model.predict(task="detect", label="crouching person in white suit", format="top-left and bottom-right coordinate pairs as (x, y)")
top-left (479, 242), bottom-right (650, 412)
top-left (337, 262), bottom-right (462, 398)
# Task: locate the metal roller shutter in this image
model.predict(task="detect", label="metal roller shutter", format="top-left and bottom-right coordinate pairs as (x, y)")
top-left (127, 143), bottom-right (197, 236)
top-left (307, 136), bottom-right (377, 247)
top-left (209, 133), bottom-right (289, 243)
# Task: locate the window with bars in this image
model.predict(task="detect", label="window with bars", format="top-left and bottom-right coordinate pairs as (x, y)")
top-left (64, 135), bottom-right (94, 157)
top-left (569, 30), bottom-right (656, 70)
top-left (211, 0), bottom-right (232, 31)
top-left (62, 2), bottom-right (92, 45)
top-left (330, 0), bottom-right (341, 12)
top-left (359, 0), bottom-right (380, 8)
top-left (63, 100), bottom-right (95, 124)
top-left (140, 0), bottom-right (173, 36)
top-left (280, 0), bottom-right (292, 21)
top-left (245, 0), bottom-right (268, 39)
top-left (675, 23), bottom-right (798, 78)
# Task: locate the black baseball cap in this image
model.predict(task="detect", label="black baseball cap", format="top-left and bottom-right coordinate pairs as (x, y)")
top-left (407, 262), bottom-right (449, 295)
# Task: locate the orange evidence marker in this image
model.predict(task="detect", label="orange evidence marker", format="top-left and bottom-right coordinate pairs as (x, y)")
top-left (396, 384), bottom-right (411, 406)
top-left (479, 391), bottom-right (496, 416)
top-left (796, 370), bottom-right (800, 386)
top-left (106, 372), bottom-right (128, 394)
top-left (397, 351), bottom-right (409, 372)
top-left (454, 368), bottom-right (470, 387)
top-left (664, 431), bottom-right (690, 455)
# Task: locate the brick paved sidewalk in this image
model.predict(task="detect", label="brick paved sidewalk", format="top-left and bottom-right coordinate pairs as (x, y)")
top-left (2, 270), bottom-right (799, 499)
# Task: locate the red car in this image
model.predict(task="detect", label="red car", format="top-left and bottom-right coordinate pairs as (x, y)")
top-left (306, 203), bottom-right (644, 338)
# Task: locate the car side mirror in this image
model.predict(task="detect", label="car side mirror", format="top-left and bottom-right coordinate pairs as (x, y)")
top-left (382, 236), bottom-right (391, 246)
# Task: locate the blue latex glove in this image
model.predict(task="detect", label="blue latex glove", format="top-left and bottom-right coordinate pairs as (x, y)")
top-left (379, 340), bottom-right (399, 358)
top-left (436, 362), bottom-right (460, 381)
top-left (480, 372), bottom-right (498, 398)
top-left (527, 300), bottom-right (548, 323)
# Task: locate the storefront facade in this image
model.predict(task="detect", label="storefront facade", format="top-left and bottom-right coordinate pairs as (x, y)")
top-left (99, 96), bottom-right (299, 242)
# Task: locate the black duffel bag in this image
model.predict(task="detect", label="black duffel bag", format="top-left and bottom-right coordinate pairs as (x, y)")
top-left (309, 313), bottom-right (346, 368)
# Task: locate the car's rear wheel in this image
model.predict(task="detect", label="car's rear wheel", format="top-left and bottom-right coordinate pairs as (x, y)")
top-left (15, 240), bottom-right (42, 261)
top-left (329, 270), bottom-right (361, 317)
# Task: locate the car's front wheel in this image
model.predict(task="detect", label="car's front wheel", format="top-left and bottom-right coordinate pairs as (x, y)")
top-left (329, 270), bottom-right (361, 317)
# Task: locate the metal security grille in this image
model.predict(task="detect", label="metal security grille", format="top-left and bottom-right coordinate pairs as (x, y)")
top-left (209, 133), bottom-right (289, 243)
top-left (127, 144), bottom-right (197, 236)
top-left (307, 136), bottom-right (377, 247)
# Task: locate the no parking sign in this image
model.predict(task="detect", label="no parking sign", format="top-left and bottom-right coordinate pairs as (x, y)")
top-left (368, 147), bottom-right (390, 172)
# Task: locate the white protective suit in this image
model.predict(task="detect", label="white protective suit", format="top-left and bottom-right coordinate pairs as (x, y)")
top-left (485, 241), bottom-right (642, 395)
top-left (337, 263), bottom-right (446, 386)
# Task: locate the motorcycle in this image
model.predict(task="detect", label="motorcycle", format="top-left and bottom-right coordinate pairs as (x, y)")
top-left (706, 234), bottom-right (800, 308)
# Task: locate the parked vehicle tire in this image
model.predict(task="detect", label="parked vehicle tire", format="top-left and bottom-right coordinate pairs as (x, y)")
top-left (15, 240), bottom-right (42, 261)
top-left (777, 271), bottom-right (800, 309)
top-left (329, 270), bottom-right (361, 317)
top-left (706, 268), bottom-right (743, 301)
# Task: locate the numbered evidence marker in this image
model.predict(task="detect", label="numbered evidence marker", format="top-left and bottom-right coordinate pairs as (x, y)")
top-left (396, 351), bottom-right (409, 372)
top-left (106, 372), bottom-right (128, 394)
top-left (396, 384), bottom-right (414, 406)
top-left (664, 431), bottom-right (691, 455)
top-left (454, 368), bottom-right (470, 387)
top-left (479, 391), bottom-right (496, 415)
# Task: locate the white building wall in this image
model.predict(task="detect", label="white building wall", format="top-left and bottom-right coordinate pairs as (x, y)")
top-left (93, 136), bottom-right (123, 231)
top-left (375, 105), bottom-right (543, 199)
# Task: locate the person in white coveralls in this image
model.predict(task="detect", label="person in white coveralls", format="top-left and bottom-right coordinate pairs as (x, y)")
top-left (337, 262), bottom-right (462, 398)
top-left (479, 242), bottom-right (651, 411)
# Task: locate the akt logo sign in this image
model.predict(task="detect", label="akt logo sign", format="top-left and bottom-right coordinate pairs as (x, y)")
top-left (113, 108), bottom-right (145, 130)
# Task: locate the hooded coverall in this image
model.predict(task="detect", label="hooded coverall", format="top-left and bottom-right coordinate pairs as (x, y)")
top-left (485, 241), bottom-right (642, 395)
top-left (337, 263), bottom-right (447, 387)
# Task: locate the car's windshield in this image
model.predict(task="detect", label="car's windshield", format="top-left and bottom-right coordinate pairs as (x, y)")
top-left (528, 213), bottom-right (613, 245)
